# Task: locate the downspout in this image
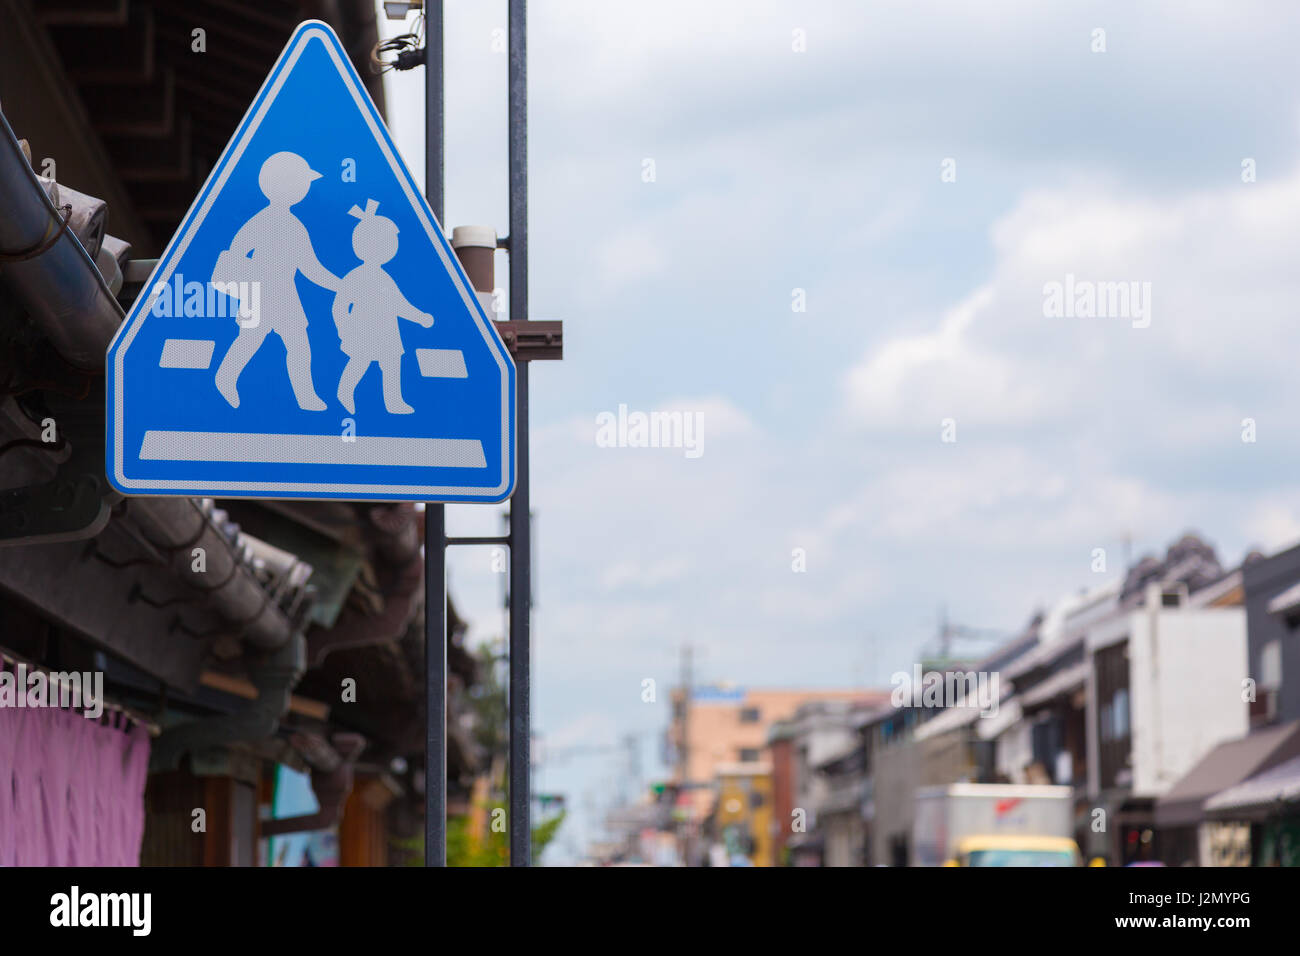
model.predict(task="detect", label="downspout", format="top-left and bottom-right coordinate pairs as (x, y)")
top-left (0, 107), bottom-right (125, 544)
top-left (0, 108), bottom-right (123, 368)
top-left (126, 497), bottom-right (296, 651)
top-left (2, 106), bottom-right (308, 772)
top-left (1, 107), bottom-right (297, 652)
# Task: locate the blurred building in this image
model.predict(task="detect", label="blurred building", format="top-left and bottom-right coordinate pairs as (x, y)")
top-left (1082, 535), bottom-right (1246, 864)
top-left (1156, 719), bottom-right (1300, 865)
top-left (667, 684), bottom-right (884, 865)
top-left (995, 586), bottom-right (1118, 793)
top-left (769, 697), bottom-right (885, 866)
top-left (861, 700), bottom-right (921, 866)
top-left (862, 626), bottom-right (1039, 867)
top-left (1150, 543), bottom-right (1300, 865)
top-left (712, 762), bottom-right (772, 866)
top-left (1203, 746), bottom-right (1300, 866)
top-left (850, 533), bottom-right (1255, 867)
top-left (657, 534), bottom-right (1287, 868)
top-left (602, 798), bottom-right (677, 866)
top-left (1242, 542), bottom-right (1300, 727)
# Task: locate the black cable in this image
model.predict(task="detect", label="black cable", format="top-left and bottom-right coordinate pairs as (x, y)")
top-left (370, 11), bottom-right (426, 73)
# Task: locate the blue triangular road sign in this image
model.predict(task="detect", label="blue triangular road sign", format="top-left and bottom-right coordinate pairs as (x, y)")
top-left (107, 21), bottom-right (516, 503)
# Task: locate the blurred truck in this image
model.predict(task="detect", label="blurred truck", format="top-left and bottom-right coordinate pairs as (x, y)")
top-left (911, 783), bottom-right (1080, 866)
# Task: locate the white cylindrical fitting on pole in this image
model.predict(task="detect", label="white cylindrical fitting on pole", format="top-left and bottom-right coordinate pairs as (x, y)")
top-left (450, 224), bottom-right (496, 249)
top-left (450, 225), bottom-right (496, 297)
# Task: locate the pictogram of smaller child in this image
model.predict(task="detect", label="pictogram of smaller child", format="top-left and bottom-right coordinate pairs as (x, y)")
top-left (333, 199), bottom-right (434, 415)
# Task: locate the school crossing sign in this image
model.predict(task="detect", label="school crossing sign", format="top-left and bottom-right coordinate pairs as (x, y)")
top-left (107, 21), bottom-right (516, 502)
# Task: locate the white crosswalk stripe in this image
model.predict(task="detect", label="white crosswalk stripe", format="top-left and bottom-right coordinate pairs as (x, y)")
top-left (159, 339), bottom-right (216, 370)
top-left (415, 348), bottom-right (468, 378)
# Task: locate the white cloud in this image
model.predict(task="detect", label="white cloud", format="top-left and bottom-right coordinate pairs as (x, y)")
top-left (594, 229), bottom-right (668, 289)
top-left (1243, 504), bottom-right (1300, 554)
top-left (843, 165), bottom-right (1300, 442)
top-left (844, 284), bottom-right (1052, 427)
top-left (599, 556), bottom-right (691, 591)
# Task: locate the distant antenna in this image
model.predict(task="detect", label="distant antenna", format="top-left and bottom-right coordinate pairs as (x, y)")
top-left (931, 604), bottom-right (1008, 661)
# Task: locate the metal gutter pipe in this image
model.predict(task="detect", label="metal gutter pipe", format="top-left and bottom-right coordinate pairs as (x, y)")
top-left (0, 107), bottom-right (123, 369)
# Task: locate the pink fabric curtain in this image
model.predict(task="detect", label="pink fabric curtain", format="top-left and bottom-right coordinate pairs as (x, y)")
top-left (0, 696), bottom-right (150, 866)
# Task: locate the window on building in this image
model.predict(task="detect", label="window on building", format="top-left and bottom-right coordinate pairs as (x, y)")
top-left (1253, 639), bottom-right (1283, 727)
top-left (1112, 688), bottom-right (1130, 739)
top-left (1261, 639), bottom-right (1282, 689)
top-left (882, 712), bottom-right (914, 744)
top-left (1055, 749), bottom-right (1073, 786)
top-left (738, 747), bottom-right (760, 763)
top-left (739, 706), bottom-right (761, 724)
top-left (1095, 640), bottom-right (1132, 789)
top-left (1031, 716), bottom-right (1064, 783)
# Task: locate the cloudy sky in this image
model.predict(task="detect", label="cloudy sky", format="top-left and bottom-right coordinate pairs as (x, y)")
top-left (378, 1), bottom-right (1300, 859)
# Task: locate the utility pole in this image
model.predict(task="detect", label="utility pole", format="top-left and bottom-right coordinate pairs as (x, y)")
top-left (678, 644), bottom-right (692, 865)
top-left (677, 645), bottom-right (692, 786)
top-left (938, 604), bottom-right (950, 660)
top-left (423, 0), bottom-right (447, 869)
top-left (505, 0), bottom-right (532, 868)
top-left (623, 732), bottom-right (641, 804)
top-left (933, 606), bottom-right (1007, 663)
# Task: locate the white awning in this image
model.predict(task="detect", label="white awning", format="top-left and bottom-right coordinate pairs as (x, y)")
top-left (1017, 661), bottom-right (1090, 710)
top-left (977, 697), bottom-right (1022, 740)
top-left (1267, 580), bottom-right (1300, 617)
top-left (914, 682), bottom-right (1010, 741)
top-left (913, 702), bottom-right (981, 740)
top-left (1205, 753), bottom-right (1300, 816)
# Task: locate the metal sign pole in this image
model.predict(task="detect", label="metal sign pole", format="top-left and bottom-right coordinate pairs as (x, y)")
top-left (424, 0), bottom-right (447, 869)
top-left (421, 0), bottom-right (543, 869)
top-left (506, 0), bottom-right (531, 868)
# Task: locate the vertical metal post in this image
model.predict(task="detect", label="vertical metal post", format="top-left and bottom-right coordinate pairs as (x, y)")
top-left (679, 645), bottom-right (692, 866)
top-left (507, 0), bottom-right (531, 867)
top-left (423, 0), bottom-right (447, 869)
